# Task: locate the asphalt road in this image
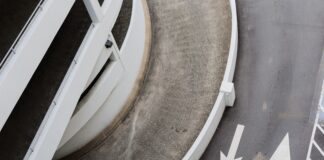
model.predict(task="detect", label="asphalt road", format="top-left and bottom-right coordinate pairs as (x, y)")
top-left (202, 0), bottom-right (324, 160)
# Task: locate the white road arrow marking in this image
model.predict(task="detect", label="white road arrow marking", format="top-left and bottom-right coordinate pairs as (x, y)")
top-left (270, 133), bottom-right (291, 160)
top-left (220, 124), bottom-right (244, 160)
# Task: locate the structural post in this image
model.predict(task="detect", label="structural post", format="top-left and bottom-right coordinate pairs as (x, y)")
top-left (220, 81), bottom-right (235, 107)
top-left (83, 0), bottom-right (103, 23)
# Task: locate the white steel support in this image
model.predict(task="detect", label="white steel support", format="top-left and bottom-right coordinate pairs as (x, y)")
top-left (57, 38), bottom-right (124, 148)
top-left (26, 0), bottom-right (124, 159)
top-left (54, 0), bottom-right (150, 158)
top-left (0, 0), bottom-right (75, 131)
top-left (84, 46), bottom-right (113, 89)
top-left (109, 33), bottom-right (126, 69)
top-left (220, 82), bottom-right (235, 107)
top-left (83, 0), bottom-right (103, 23)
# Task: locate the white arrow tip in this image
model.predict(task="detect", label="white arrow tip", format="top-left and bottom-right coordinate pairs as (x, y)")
top-left (220, 151), bottom-right (226, 160)
top-left (220, 151), bottom-right (243, 160)
top-left (270, 133), bottom-right (291, 160)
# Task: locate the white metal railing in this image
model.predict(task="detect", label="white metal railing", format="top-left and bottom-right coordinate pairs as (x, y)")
top-left (83, 0), bottom-right (103, 23)
top-left (25, 0), bottom-right (127, 159)
top-left (1, 0), bottom-right (235, 159)
top-left (54, 0), bottom-right (150, 158)
top-left (56, 35), bottom-right (124, 149)
top-left (0, 0), bottom-right (45, 69)
top-left (0, 0), bottom-right (75, 132)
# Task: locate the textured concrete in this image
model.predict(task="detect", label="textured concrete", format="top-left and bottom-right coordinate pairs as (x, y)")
top-left (202, 0), bottom-right (324, 160)
top-left (67, 0), bottom-right (231, 159)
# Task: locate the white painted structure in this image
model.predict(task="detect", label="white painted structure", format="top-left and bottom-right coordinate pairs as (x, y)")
top-left (0, 0), bottom-right (238, 159)
top-left (183, 0), bottom-right (238, 159)
top-left (0, 0), bottom-right (75, 131)
top-left (0, 0), bottom-right (149, 159)
top-left (55, 0), bottom-right (151, 158)
top-left (26, 0), bottom-right (150, 159)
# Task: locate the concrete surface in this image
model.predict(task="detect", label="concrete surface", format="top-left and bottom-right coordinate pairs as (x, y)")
top-left (0, 1), bottom-right (92, 159)
top-left (202, 0), bottom-right (324, 160)
top-left (63, 0), bottom-right (231, 159)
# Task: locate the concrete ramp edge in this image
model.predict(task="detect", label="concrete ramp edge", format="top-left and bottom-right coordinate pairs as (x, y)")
top-left (182, 0), bottom-right (238, 159)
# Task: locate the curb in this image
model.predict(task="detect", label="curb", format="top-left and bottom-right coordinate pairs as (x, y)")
top-left (182, 0), bottom-right (238, 159)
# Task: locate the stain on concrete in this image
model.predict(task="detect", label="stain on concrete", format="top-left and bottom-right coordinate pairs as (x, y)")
top-left (67, 0), bottom-right (231, 159)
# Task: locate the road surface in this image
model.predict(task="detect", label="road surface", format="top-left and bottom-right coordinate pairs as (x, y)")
top-left (202, 0), bottom-right (324, 160)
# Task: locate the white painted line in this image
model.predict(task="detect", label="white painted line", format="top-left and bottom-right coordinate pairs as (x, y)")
top-left (307, 112), bottom-right (320, 159)
top-left (270, 133), bottom-right (291, 160)
top-left (220, 124), bottom-right (244, 160)
top-left (306, 80), bottom-right (323, 159)
top-left (317, 124), bottom-right (324, 135)
top-left (313, 141), bottom-right (324, 157)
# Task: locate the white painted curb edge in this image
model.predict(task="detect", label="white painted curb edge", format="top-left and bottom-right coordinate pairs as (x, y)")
top-left (182, 0), bottom-right (238, 159)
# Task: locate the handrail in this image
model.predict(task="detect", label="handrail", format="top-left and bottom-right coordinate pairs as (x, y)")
top-left (183, 0), bottom-right (238, 159)
top-left (53, 0), bottom-right (151, 158)
top-left (0, 0), bottom-right (76, 132)
top-left (25, 0), bottom-right (124, 159)
top-left (0, 0), bottom-right (45, 70)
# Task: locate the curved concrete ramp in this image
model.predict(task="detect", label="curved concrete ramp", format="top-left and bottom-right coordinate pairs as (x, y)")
top-left (64, 0), bottom-right (231, 159)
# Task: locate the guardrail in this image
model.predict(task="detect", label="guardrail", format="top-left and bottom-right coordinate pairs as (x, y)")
top-left (183, 0), bottom-right (238, 159)
top-left (0, 0), bottom-right (45, 69)
top-left (24, 0), bottom-right (125, 159)
top-left (54, 0), bottom-right (151, 158)
top-left (0, 0), bottom-right (75, 132)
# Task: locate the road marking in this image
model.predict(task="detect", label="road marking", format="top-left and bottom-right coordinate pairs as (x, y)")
top-left (318, 124), bottom-right (324, 134)
top-left (307, 112), bottom-right (319, 160)
top-left (262, 102), bottom-right (267, 111)
top-left (313, 141), bottom-right (324, 157)
top-left (220, 124), bottom-right (244, 160)
top-left (306, 80), bottom-right (324, 159)
top-left (270, 133), bottom-right (291, 160)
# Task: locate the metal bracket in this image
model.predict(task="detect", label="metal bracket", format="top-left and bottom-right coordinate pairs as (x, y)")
top-left (220, 81), bottom-right (235, 107)
top-left (105, 40), bottom-right (113, 49)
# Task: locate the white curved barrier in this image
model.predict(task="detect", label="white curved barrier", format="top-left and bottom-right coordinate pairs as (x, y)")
top-left (54, 0), bottom-right (151, 158)
top-left (183, 0), bottom-right (238, 159)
